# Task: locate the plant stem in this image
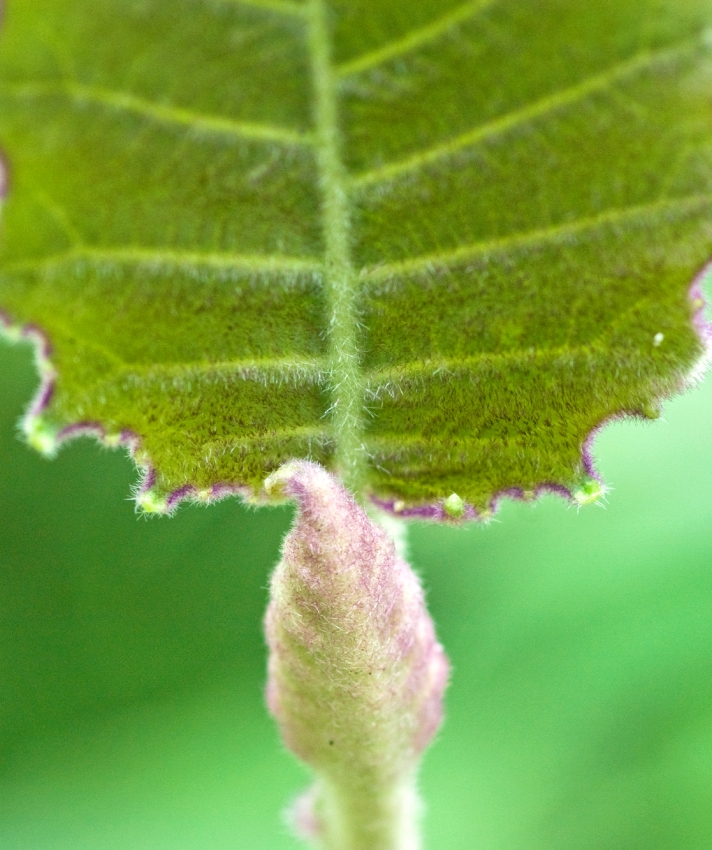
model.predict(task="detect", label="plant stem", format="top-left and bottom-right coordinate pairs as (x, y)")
top-left (315, 775), bottom-right (422, 850)
top-left (263, 463), bottom-right (449, 850)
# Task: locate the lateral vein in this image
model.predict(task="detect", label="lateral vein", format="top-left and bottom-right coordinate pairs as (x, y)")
top-left (3, 247), bottom-right (322, 277)
top-left (351, 41), bottom-right (694, 189)
top-left (336, 0), bottom-right (495, 78)
top-left (215, 0), bottom-right (308, 16)
top-left (33, 191), bottom-right (84, 248)
top-left (125, 357), bottom-right (328, 379)
top-left (361, 194), bottom-right (712, 282)
top-left (366, 345), bottom-right (598, 384)
top-left (4, 82), bottom-right (313, 146)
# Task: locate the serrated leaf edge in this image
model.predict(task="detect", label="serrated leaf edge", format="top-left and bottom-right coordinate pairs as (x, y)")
top-left (3, 259), bottom-right (709, 520)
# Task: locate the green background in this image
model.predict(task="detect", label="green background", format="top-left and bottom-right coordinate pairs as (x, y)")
top-left (1, 335), bottom-right (712, 850)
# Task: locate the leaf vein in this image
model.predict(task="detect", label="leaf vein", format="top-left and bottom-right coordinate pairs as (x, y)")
top-left (350, 40), bottom-right (695, 190)
top-left (214, 0), bottom-right (308, 16)
top-left (365, 344), bottom-right (600, 385)
top-left (308, 0), bottom-right (366, 490)
top-left (122, 357), bottom-right (327, 380)
top-left (361, 194), bottom-right (712, 282)
top-left (33, 191), bottom-right (84, 248)
top-left (336, 0), bottom-right (495, 79)
top-left (3, 82), bottom-right (313, 146)
top-left (3, 248), bottom-right (323, 277)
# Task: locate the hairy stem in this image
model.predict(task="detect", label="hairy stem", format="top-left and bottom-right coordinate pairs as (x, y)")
top-left (264, 462), bottom-right (449, 850)
top-left (315, 776), bottom-right (422, 850)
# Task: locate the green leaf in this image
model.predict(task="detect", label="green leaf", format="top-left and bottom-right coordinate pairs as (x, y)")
top-left (0, 0), bottom-right (711, 514)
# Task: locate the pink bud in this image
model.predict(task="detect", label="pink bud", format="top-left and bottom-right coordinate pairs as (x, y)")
top-left (264, 461), bottom-right (449, 850)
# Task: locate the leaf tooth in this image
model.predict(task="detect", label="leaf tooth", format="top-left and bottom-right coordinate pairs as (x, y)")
top-left (572, 477), bottom-right (606, 507)
top-left (442, 493), bottom-right (466, 519)
top-left (23, 415), bottom-right (59, 458)
top-left (135, 489), bottom-right (171, 516)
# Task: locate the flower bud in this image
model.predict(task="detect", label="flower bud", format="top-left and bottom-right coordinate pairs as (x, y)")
top-left (263, 461), bottom-right (449, 850)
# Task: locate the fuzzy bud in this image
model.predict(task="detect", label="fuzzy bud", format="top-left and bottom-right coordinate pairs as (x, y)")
top-left (263, 461), bottom-right (449, 850)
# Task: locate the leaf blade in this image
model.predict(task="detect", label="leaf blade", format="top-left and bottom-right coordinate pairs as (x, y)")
top-left (1, 0), bottom-right (711, 513)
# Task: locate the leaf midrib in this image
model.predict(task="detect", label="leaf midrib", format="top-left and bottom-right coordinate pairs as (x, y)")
top-left (307, 0), bottom-right (365, 492)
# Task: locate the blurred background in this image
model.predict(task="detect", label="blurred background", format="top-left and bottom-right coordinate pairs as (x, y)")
top-left (1, 336), bottom-right (712, 850)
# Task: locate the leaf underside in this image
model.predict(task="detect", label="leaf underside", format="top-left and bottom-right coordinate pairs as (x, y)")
top-left (1, 0), bottom-right (711, 515)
